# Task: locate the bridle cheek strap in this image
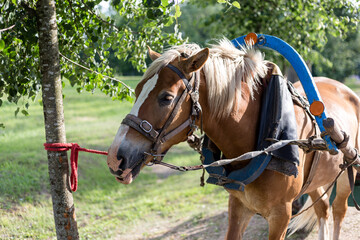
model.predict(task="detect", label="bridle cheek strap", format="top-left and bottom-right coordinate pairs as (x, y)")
top-left (161, 118), bottom-right (192, 143)
top-left (121, 114), bottom-right (159, 142)
top-left (121, 115), bottom-right (192, 144)
top-left (121, 63), bottom-right (202, 162)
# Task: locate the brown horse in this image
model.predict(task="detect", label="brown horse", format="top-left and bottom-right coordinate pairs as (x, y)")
top-left (107, 39), bottom-right (359, 240)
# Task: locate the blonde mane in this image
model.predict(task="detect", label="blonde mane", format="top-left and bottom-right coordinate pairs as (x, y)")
top-left (143, 38), bottom-right (268, 118)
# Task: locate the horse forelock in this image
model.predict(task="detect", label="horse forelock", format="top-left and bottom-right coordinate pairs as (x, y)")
top-left (141, 43), bottom-right (203, 84)
top-left (141, 38), bottom-right (268, 119)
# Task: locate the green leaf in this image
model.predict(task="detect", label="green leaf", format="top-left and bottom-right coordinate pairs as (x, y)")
top-left (164, 17), bottom-right (174, 27)
top-left (217, 0), bottom-right (227, 3)
top-left (21, 109), bottom-right (29, 116)
top-left (175, 5), bottom-right (181, 18)
top-left (232, 1), bottom-right (240, 9)
top-left (0, 40), bottom-right (5, 52)
top-left (161, 0), bottom-right (169, 7)
top-left (14, 107), bottom-right (20, 117)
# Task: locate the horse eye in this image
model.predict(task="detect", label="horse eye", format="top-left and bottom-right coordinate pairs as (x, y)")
top-left (158, 94), bottom-right (174, 106)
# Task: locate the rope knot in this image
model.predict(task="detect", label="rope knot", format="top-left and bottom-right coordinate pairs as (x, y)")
top-left (44, 142), bottom-right (108, 192)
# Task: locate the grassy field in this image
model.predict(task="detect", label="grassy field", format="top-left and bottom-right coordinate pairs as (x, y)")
top-left (1, 77), bottom-right (359, 239)
top-left (0, 77), bottom-right (228, 239)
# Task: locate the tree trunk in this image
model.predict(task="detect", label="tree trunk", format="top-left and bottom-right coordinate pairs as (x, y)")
top-left (36, 0), bottom-right (79, 239)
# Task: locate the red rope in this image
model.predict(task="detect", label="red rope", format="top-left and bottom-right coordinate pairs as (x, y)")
top-left (44, 143), bottom-right (108, 192)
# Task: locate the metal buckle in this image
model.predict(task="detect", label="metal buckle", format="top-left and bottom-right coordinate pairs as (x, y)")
top-left (139, 120), bottom-right (153, 133)
top-left (190, 91), bottom-right (199, 102)
top-left (258, 35), bottom-right (266, 46)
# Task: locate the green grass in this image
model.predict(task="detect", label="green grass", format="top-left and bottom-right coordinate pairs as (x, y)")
top-left (0, 77), bottom-right (228, 239)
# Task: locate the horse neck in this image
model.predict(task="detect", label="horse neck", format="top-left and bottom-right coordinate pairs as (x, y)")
top-left (198, 77), bottom-right (264, 159)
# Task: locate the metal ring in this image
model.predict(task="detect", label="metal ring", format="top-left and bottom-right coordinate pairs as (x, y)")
top-left (139, 120), bottom-right (153, 133)
top-left (257, 35), bottom-right (266, 46)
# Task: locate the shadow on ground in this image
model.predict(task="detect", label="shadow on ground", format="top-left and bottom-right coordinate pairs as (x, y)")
top-left (148, 212), bottom-right (228, 240)
top-left (146, 211), bottom-right (312, 240)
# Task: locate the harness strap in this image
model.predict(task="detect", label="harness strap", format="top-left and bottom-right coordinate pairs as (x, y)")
top-left (288, 81), bottom-right (320, 137)
top-left (294, 151), bottom-right (321, 200)
top-left (122, 63), bottom-right (201, 167)
top-left (121, 61), bottom-right (204, 172)
top-left (192, 71), bottom-right (203, 133)
top-left (291, 165), bottom-right (347, 218)
top-left (202, 139), bottom-right (301, 168)
top-left (347, 166), bottom-right (360, 210)
top-left (122, 114), bottom-right (159, 142)
top-left (151, 65), bottom-right (198, 152)
top-left (152, 80), bottom-right (192, 152)
top-left (167, 64), bottom-right (193, 92)
top-left (208, 173), bottom-right (246, 188)
top-left (152, 159), bottom-right (203, 171)
top-left (161, 119), bottom-right (192, 143)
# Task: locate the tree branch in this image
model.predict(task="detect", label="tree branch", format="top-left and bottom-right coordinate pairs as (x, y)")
top-left (79, 0), bottom-right (120, 32)
top-left (0, 2), bottom-right (36, 33)
top-left (0, 24), bottom-right (15, 32)
top-left (59, 52), bottom-right (135, 95)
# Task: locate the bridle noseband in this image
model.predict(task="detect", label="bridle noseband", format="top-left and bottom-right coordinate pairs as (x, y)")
top-left (121, 63), bottom-right (202, 166)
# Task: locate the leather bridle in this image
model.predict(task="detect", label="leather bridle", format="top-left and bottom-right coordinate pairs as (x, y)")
top-left (121, 63), bottom-right (202, 166)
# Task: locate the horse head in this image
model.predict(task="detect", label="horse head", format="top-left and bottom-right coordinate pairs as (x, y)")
top-left (107, 46), bottom-right (209, 184)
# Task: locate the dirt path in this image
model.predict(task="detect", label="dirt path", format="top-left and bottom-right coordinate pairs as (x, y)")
top-left (122, 207), bottom-right (359, 239)
top-left (120, 166), bottom-right (360, 239)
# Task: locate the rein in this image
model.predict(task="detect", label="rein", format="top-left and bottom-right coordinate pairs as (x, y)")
top-left (121, 63), bottom-right (202, 166)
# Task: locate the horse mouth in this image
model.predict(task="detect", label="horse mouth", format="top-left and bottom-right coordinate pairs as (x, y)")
top-left (116, 174), bottom-right (133, 184)
top-left (115, 163), bottom-right (142, 184)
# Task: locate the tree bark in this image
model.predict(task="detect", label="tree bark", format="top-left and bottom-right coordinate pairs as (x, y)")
top-left (36, 0), bottom-right (79, 239)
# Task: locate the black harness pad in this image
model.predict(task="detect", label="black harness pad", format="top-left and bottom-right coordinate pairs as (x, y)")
top-left (260, 74), bottom-right (299, 176)
top-left (202, 66), bottom-right (299, 190)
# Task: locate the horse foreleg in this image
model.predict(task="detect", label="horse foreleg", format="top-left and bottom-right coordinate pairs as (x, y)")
top-left (267, 202), bottom-right (292, 240)
top-left (225, 194), bottom-right (254, 240)
top-left (308, 187), bottom-right (331, 240)
top-left (332, 169), bottom-right (355, 240)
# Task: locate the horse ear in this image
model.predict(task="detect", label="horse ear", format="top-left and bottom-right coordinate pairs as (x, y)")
top-left (147, 46), bottom-right (161, 61)
top-left (182, 48), bottom-right (209, 73)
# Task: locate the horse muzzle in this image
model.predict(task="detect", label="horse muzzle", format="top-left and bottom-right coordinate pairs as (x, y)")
top-left (107, 145), bottom-right (146, 184)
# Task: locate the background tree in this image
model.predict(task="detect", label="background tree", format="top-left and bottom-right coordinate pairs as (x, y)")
top-left (1, 0), bottom-right (183, 238)
top-left (183, 0), bottom-right (359, 80)
top-left (36, 0), bottom-right (79, 238)
top-left (0, 0), bottom-right (183, 117)
top-left (313, 29), bottom-right (360, 81)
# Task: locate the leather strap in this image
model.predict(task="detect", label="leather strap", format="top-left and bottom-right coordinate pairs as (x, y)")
top-left (161, 119), bottom-right (192, 143)
top-left (151, 64), bottom-right (199, 152)
top-left (152, 159), bottom-right (203, 171)
top-left (347, 166), bottom-right (360, 210)
top-left (167, 63), bottom-right (193, 92)
top-left (121, 60), bottom-right (205, 174)
top-left (122, 63), bottom-right (201, 160)
top-left (122, 114), bottom-right (159, 142)
top-left (294, 151), bottom-right (321, 200)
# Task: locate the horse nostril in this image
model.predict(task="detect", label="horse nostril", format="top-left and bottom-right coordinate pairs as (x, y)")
top-left (118, 156), bottom-right (128, 170)
top-left (117, 148), bottom-right (128, 170)
top-left (117, 147), bottom-right (123, 161)
top-left (109, 167), bottom-right (123, 177)
top-left (117, 154), bottom-right (123, 161)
